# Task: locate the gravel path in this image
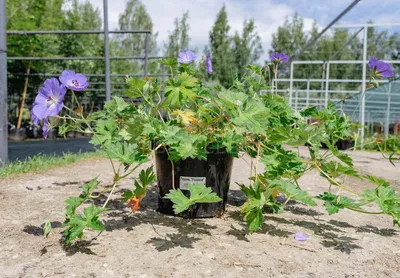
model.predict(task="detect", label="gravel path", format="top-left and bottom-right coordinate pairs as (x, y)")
top-left (1, 148), bottom-right (399, 277)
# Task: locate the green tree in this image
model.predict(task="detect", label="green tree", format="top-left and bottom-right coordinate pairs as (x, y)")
top-left (209, 5), bottom-right (234, 88)
top-left (116, 0), bottom-right (158, 76)
top-left (270, 13), bottom-right (309, 59)
top-left (164, 12), bottom-right (191, 58)
top-left (6, 0), bottom-right (65, 125)
top-left (232, 19), bottom-right (263, 79)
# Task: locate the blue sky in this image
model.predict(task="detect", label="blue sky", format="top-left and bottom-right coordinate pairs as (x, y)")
top-left (87, 0), bottom-right (400, 60)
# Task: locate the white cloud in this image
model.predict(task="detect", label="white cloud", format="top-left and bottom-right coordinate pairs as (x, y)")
top-left (81, 0), bottom-right (348, 62)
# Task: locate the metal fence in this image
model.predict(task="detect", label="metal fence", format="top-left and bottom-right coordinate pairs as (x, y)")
top-left (283, 23), bottom-right (400, 146)
top-left (0, 0), bottom-right (167, 167)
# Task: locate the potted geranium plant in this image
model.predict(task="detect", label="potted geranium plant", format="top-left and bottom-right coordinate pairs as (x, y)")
top-left (34, 52), bottom-right (400, 245)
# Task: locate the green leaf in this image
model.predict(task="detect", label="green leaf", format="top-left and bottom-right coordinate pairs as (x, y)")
top-left (245, 209), bottom-right (263, 234)
top-left (270, 180), bottom-right (317, 206)
top-left (65, 197), bottom-right (85, 216)
top-left (124, 78), bottom-right (146, 98)
top-left (360, 187), bottom-right (400, 213)
top-left (81, 178), bottom-right (100, 198)
top-left (63, 204), bottom-right (107, 245)
top-left (320, 161), bottom-right (360, 179)
top-left (317, 192), bottom-right (357, 215)
top-left (164, 184), bottom-right (222, 214)
top-left (139, 167), bottom-right (156, 186)
top-left (104, 97), bottom-right (130, 114)
top-left (389, 152), bottom-right (398, 167)
top-left (299, 106), bottom-right (317, 117)
top-left (90, 119), bottom-right (119, 146)
top-left (104, 141), bottom-right (148, 165)
top-left (159, 58), bottom-right (178, 68)
top-left (364, 175), bottom-right (390, 187)
top-left (164, 72), bottom-right (197, 107)
top-left (43, 220), bottom-right (52, 237)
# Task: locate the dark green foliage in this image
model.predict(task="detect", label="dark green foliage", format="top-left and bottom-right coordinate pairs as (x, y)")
top-left (164, 184), bottom-right (222, 214)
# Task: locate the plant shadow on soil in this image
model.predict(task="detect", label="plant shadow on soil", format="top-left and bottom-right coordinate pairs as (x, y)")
top-left (224, 196), bottom-right (398, 255)
top-left (22, 187), bottom-right (398, 255)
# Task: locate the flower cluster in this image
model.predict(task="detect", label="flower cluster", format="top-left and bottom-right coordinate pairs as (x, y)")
top-left (31, 70), bottom-right (89, 138)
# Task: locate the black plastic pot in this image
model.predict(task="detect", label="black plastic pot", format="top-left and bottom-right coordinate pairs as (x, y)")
top-left (336, 139), bottom-right (354, 150)
top-left (47, 128), bottom-right (57, 140)
top-left (26, 125), bottom-right (42, 139)
top-left (66, 131), bottom-right (76, 138)
top-left (9, 127), bottom-right (27, 142)
top-left (155, 147), bottom-right (234, 218)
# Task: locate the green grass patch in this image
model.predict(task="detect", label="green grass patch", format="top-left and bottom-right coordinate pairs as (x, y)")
top-left (0, 151), bottom-right (104, 178)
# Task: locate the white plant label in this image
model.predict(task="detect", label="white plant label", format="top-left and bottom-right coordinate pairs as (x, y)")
top-left (179, 176), bottom-right (206, 190)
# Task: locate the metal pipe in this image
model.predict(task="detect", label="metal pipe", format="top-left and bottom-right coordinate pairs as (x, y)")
top-left (144, 33), bottom-right (149, 76)
top-left (306, 80), bottom-right (310, 107)
top-left (0, 0), bottom-right (7, 167)
top-left (360, 26), bottom-right (368, 148)
top-left (333, 23), bottom-right (400, 28)
top-left (291, 60), bottom-right (400, 64)
top-left (8, 56), bottom-right (164, 61)
top-left (103, 0), bottom-right (111, 101)
top-left (291, 0), bottom-right (361, 60)
top-left (385, 83), bottom-right (392, 138)
top-left (289, 62), bottom-right (294, 107)
top-left (7, 30), bottom-right (151, 35)
top-left (324, 62), bottom-right (330, 107)
top-left (8, 72), bottom-right (170, 78)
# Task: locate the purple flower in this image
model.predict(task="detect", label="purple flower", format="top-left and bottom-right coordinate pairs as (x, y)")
top-left (31, 104), bottom-right (39, 125)
top-left (31, 78), bottom-right (66, 122)
top-left (205, 56), bottom-right (212, 74)
top-left (42, 119), bottom-right (49, 139)
top-left (178, 51), bottom-right (197, 64)
top-left (270, 52), bottom-right (289, 63)
top-left (59, 70), bottom-right (89, 91)
top-left (368, 56), bottom-right (394, 78)
top-left (294, 232), bottom-right (309, 241)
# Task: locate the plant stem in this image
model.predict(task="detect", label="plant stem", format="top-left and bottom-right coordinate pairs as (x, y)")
top-left (314, 163), bottom-right (360, 196)
top-left (17, 61), bottom-right (31, 129)
top-left (162, 144), bottom-right (175, 190)
top-left (102, 180), bottom-right (118, 208)
top-left (346, 207), bottom-right (384, 215)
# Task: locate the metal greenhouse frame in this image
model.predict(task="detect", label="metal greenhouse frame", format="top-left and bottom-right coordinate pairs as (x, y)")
top-left (285, 23), bottom-right (400, 147)
top-left (0, 0), bottom-right (166, 167)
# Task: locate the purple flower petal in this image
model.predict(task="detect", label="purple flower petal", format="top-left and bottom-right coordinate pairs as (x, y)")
top-left (368, 57), bottom-right (394, 79)
top-left (31, 78), bottom-right (65, 122)
top-left (294, 232), bottom-right (309, 241)
top-left (205, 56), bottom-right (212, 74)
top-left (42, 119), bottom-right (49, 139)
top-left (59, 70), bottom-right (89, 91)
top-left (368, 56), bottom-right (378, 70)
top-left (270, 52), bottom-right (289, 63)
top-left (178, 51), bottom-right (197, 64)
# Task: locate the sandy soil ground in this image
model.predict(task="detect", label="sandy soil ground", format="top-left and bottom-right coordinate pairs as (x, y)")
top-left (1, 147), bottom-right (400, 278)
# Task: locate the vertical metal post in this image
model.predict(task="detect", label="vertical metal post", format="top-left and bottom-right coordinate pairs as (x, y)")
top-left (295, 90), bottom-right (298, 110)
top-left (289, 62), bottom-right (294, 106)
top-left (103, 0), bottom-right (111, 101)
top-left (306, 80), bottom-right (310, 107)
top-left (0, 0), bottom-right (8, 168)
top-left (385, 82), bottom-right (392, 139)
top-left (324, 62), bottom-right (330, 107)
top-left (360, 26), bottom-right (368, 147)
top-left (320, 65), bottom-right (325, 108)
top-left (144, 33), bottom-right (149, 76)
